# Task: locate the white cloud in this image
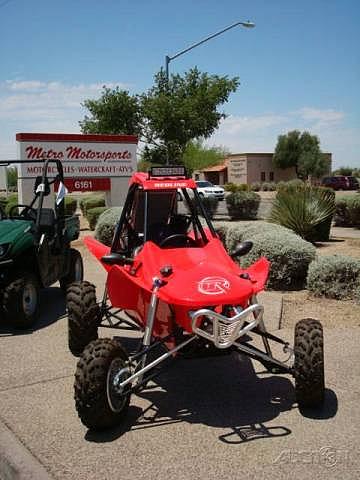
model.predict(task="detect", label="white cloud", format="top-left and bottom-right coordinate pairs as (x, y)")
top-left (208, 108), bottom-right (359, 168)
top-left (0, 79), bottom-right (129, 159)
top-left (296, 107), bottom-right (345, 124)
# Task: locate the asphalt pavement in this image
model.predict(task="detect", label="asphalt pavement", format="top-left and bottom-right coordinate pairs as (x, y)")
top-left (0, 240), bottom-right (359, 480)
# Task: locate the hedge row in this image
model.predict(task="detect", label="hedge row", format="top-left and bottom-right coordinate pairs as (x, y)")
top-left (225, 192), bottom-right (260, 220)
top-left (224, 179), bottom-right (306, 193)
top-left (334, 195), bottom-right (360, 227)
top-left (79, 195), bottom-right (106, 216)
top-left (95, 207), bottom-right (123, 246)
top-left (307, 255), bottom-right (360, 300)
top-left (215, 221), bottom-right (316, 290)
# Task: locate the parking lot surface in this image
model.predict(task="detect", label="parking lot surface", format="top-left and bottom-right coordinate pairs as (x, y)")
top-left (0, 242), bottom-right (359, 480)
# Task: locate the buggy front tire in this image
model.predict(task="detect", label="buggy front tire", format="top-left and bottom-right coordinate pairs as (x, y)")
top-left (60, 248), bottom-right (84, 291)
top-left (66, 281), bottom-right (100, 356)
top-left (3, 273), bottom-right (40, 329)
top-left (293, 318), bottom-right (325, 408)
top-left (74, 338), bottom-right (131, 431)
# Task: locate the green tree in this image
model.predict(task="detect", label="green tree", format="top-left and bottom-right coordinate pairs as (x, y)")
top-left (182, 139), bottom-right (229, 174)
top-left (79, 86), bottom-right (141, 135)
top-left (273, 130), bottom-right (327, 180)
top-left (6, 167), bottom-right (17, 189)
top-left (333, 166), bottom-right (353, 176)
top-left (140, 67), bottom-right (239, 164)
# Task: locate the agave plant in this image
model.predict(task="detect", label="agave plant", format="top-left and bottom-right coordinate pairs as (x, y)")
top-left (268, 186), bottom-right (335, 242)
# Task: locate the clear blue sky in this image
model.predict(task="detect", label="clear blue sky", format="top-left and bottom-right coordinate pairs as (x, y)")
top-left (0, 0), bottom-right (359, 168)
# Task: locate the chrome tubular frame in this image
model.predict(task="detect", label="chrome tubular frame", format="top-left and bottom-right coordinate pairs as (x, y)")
top-left (190, 303), bottom-right (264, 349)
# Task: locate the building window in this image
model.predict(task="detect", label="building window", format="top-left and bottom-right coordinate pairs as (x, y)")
top-left (194, 173), bottom-right (200, 180)
top-left (261, 172), bottom-right (266, 182)
top-left (269, 171), bottom-right (274, 181)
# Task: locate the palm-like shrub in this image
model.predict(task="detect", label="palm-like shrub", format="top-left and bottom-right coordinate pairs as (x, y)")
top-left (269, 186), bottom-right (335, 242)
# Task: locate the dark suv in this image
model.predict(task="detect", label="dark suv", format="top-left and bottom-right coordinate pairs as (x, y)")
top-left (346, 176), bottom-right (359, 190)
top-left (321, 176), bottom-right (349, 190)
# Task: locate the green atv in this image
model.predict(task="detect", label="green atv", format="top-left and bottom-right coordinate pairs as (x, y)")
top-left (0, 159), bottom-right (83, 329)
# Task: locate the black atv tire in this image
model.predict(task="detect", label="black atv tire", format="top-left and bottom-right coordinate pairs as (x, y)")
top-left (60, 248), bottom-right (84, 291)
top-left (66, 281), bottom-right (100, 356)
top-left (74, 338), bottom-right (130, 431)
top-left (293, 318), bottom-right (325, 408)
top-left (3, 273), bottom-right (40, 329)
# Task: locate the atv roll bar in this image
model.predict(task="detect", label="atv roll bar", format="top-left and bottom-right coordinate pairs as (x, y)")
top-left (0, 159), bottom-right (66, 242)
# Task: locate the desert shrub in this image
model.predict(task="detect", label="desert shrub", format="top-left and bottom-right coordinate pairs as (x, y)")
top-left (214, 221), bottom-right (316, 290)
top-left (200, 195), bottom-right (219, 219)
top-left (275, 181), bottom-right (287, 191)
top-left (95, 207), bottom-right (123, 246)
top-left (269, 186), bottom-right (335, 242)
top-left (307, 255), bottom-right (360, 300)
top-left (334, 195), bottom-right (360, 227)
top-left (86, 206), bottom-right (109, 230)
top-left (224, 183), bottom-right (248, 192)
top-left (186, 195), bottom-right (219, 219)
top-left (0, 195), bottom-right (7, 210)
top-left (226, 191), bottom-right (260, 220)
top-left (224, 183), bottom-right (238, 193)
top-left (64, 197), bottom-right (77, 216)
top-left (4, 193), bottom-right (18, 215)
top-left (250, 182), bottom-right (261, 192)
top-left (260, 182), bottom-right (276, 191)
top-left (79, 194), bottom-right (105, 216)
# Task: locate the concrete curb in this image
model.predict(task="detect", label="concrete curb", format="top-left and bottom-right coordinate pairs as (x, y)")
top-left (0, 420), bottom-right (52, 480)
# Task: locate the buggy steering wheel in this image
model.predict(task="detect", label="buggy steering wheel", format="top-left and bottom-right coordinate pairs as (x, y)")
top-left (9, 204), bottom-right (37, 220)
top-left (159, 234), bottom-right (197, 248)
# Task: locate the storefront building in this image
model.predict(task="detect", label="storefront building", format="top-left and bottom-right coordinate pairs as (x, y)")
top-left (195, 152), bottom-right (332, 185)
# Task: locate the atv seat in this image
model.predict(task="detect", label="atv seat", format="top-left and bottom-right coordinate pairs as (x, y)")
top-left (37, 208), bottom-right (56, 234)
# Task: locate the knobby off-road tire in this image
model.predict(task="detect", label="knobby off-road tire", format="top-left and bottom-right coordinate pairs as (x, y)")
top-left (293, 318), bottom-right (325, 408)
top-left (66, 281), bottom-right (100, 356)
top-left (3, 272), bottom-right (40, 329)
top-left (74, 338), bottom-right (130, 431)
top-left (60, 248), bottom-right (84, 291)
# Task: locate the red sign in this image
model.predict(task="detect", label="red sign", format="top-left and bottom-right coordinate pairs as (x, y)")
top-left (54, 178), bottom-right (111, 192)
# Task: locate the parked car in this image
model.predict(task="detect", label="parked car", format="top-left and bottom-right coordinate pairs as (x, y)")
top-left (195, 181), bottom-right (225, 200)
top-left (321, 176), bottom-right (349, 190)
top-left (346, 176), bottom-right (360, 190)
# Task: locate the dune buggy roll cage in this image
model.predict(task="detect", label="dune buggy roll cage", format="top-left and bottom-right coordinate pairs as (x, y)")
top-left (91, 166), bottom-right (295, 396)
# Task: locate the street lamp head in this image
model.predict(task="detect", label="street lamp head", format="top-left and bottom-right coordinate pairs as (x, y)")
top-left (240, 21), bottom-right (255, 28)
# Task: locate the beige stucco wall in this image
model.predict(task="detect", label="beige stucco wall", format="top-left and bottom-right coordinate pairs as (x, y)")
top-left (227, 153), bottom-right (296, 184)
top-left (196, 152), bottom-right (332, 185)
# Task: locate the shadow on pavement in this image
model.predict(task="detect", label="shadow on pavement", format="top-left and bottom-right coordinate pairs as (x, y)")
top-left (0, 286), bottom-right (66, 336)
top-left (85, 350), bottom-right (297, 444)
top-left (298, 388), bottom-right (338, 420)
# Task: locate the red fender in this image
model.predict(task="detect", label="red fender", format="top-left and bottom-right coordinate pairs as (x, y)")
top-left (83, 236), bottom-right (111, 271)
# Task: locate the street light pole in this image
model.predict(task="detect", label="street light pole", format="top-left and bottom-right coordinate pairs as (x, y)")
top-left (165, 20), bottom-right (255, 80)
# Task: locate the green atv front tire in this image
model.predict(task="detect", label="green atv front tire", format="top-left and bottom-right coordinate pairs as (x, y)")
top-left (3, 272), bottom-right (40, 329)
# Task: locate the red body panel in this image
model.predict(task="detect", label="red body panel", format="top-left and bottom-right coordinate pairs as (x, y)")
top-left (83, 235), bottom-right (270, 335)
top-left (129, 172), bottom-right (196, 190)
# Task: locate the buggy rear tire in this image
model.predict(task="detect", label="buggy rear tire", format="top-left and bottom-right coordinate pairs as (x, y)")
top-left (293, 318), bottom-right (325, 408)
top-left (60, 248), bottom-right (84, 291)
top-left (66, 281), bottom-right (100, 356)
top-left (3, 273), bottom-right (40, 329)
top-left (74, 338), bottom-right (130, 431)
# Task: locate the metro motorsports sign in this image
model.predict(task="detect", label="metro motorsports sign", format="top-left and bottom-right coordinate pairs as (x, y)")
top-left (16, 133), bottom-right (138, 191)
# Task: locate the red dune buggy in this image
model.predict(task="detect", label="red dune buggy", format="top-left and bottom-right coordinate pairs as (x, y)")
top-left (67, 166), bottom-right (325, 431)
